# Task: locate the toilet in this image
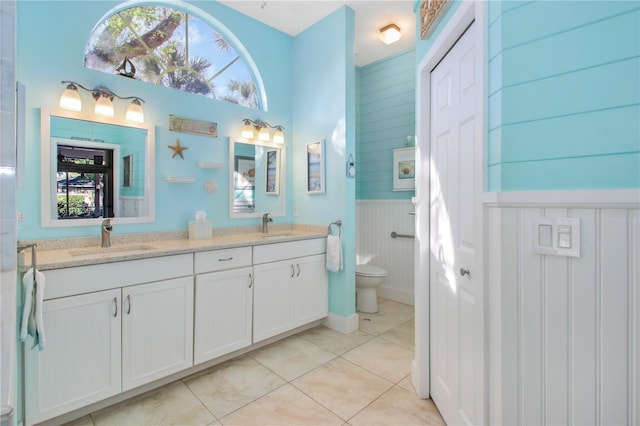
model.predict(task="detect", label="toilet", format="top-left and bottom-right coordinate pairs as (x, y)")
top-left (355, 264), bottom-right (387, 313)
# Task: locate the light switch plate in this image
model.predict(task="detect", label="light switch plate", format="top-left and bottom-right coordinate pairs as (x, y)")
top-left (532, 217), bottom-right (580, 257)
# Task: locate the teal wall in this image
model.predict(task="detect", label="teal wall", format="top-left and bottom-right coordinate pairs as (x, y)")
top-left (356, 49), bottom-right (416, 200)
top-left (415, 0), bottom-right (640, 192)
top-left (488, 1), bottom-right (640, 191)
top-left (292, 7), bottom-right (356, 318)
top-left (16, 0), bottom-right (293, 240)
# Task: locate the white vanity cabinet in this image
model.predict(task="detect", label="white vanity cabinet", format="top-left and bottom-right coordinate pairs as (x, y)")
top-left (121, 276), bottom-right (193, 391)
top-left (23, 236), bottom-right (327, 424)
top-left (24, 289), bottom-right (122, 425)
top-left (193, 247), bottom-right (253, 364)
top-left (253, 238), bottom-right (327, 343)
top-left (24, 254), bottom-right (193, 425)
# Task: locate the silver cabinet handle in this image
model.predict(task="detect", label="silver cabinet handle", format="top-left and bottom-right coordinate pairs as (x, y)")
top-left (296, 264), bottom-right (300, 277)
top-left (460, 268), bottom-right (470, 277)
top-left (126, 295), bottom-right (132, 314)
top-left (218, 257), bottom-right (233, 262)
top-left (112, 297), bottom-right (118, 317)
top-left (248, 273), bottom-right (253, 288)
top-left (290, 264), bottom-right (295, 278)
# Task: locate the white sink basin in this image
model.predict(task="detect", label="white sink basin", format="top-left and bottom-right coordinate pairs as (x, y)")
top-left (69, 245), bottom-right (157, 257)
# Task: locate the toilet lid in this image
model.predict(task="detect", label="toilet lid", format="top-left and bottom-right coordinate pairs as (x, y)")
top-left (356, 264), bottom-right (387, 277)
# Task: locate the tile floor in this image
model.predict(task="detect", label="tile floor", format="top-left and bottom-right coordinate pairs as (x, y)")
top-left (66, 299), bottom-right (444, 426)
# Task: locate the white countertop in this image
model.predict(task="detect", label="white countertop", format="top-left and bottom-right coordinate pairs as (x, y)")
top-left (20, 227), bottom-right (327, 271)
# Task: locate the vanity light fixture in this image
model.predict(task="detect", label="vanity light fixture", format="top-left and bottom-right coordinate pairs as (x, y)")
top-left (241, 119), bottom-right (284, 144)
top-left (59, 80), bottom-right (146, 123)
top-left (379, 23), bottom-right (402, 45)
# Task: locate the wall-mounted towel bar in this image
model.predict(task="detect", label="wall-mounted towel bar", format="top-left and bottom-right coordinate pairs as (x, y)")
top-left (391, 231), bottom-right (414, 239)
top-left (17, 243), bottom-right (37, 280)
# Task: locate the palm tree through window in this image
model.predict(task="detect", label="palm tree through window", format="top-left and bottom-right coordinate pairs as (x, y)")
top-left (85, 6), bottom-right (260, 109)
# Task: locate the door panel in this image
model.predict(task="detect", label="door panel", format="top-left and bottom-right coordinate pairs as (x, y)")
top-left (429, 22), bottom-right (481, 426)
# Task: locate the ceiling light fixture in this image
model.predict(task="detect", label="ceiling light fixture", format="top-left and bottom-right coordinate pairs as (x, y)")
top-left (379, 23), bottom-right (402, 45)
top-left (59, 80), bottom-right (146, 123)
top-left (241, 119), bottom-right (284, 144)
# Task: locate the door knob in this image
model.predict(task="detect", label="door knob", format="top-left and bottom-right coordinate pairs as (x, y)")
top-left (460, 268), bottom-right (470, 277)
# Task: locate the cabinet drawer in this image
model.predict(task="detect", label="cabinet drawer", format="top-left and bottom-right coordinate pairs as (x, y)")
top-left (194, 247), bottom-right (252, 274)
top-left (253, 238), bottom-right (326, 264)
top-left (44, 254), bottom-right (193, 300)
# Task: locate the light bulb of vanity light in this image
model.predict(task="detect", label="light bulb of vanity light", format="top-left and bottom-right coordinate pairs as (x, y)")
top-left (94, 92), bottom-right (114, 117)
top-left (258, 125), bottom-right (270, 142)
top-left (272, 127), bottom-right (284, 144)
top-left (126, 98), bottom-right (144, 123)
top-left (241, 120), bottom-right (254, 139)
top-left (59, 83), bottom-right (82, 111)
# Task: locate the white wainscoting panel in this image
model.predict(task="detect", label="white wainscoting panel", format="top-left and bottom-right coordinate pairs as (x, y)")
top-left (488, 206), bottom-right (639, 425)
top-left (356, 200), bottom-right (415, 305)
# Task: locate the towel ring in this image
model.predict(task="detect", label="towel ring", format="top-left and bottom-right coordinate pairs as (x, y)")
top-left (328, 220), bottom-right (342, 237)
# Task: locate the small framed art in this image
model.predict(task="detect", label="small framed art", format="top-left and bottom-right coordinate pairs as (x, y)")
top-left (266, 149), bottom-right (280, 194)
top-left (306, 140), bottom-right (324, 194)
top-left (393, 147), bottom-right (415, 191)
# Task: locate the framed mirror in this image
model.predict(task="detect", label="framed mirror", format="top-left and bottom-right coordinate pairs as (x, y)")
top-left (41, 108), bottom-right (155, 227)
top-left (229, 138), bottom-right (285, 219)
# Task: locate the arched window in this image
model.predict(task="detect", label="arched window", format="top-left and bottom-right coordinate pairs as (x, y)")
top-left (85, 5), bottom-right (262, 109)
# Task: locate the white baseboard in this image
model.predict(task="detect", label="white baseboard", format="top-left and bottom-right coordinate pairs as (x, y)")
top-left (322, 312), bottom-right (359, 334)
top-left (378, 286), bottom-right (414, 306)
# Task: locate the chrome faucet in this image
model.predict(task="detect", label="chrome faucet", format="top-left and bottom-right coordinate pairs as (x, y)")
top-left (262, 213), bottom-right (273, 234)
top-left (101, 219), bottom-right (113, 248)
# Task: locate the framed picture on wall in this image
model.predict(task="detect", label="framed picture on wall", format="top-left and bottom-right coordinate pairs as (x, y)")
top-left (306, 140), bottom-right (324, 194)
top-left (393, 147), bottom-right (415, 191)
top-left (266, 149), bottom-right (280, 195)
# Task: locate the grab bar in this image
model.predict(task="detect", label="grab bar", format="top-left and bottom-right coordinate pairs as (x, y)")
top-left (391, 231), bottom-right (414, 239)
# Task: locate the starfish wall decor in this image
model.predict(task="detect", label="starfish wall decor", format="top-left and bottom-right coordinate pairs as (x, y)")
top-left (168, 139), bottom-right (188, 159)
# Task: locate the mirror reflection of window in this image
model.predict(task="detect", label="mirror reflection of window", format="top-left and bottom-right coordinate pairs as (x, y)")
top-left (56, 143), bottom-right (115, 219)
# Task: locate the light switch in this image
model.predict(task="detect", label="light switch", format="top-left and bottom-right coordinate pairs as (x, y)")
top-left (557, 225), bottom-right (572, 249)
top-left (538, 224), bottom-right (553, 247)
top-left (532, 217), bottom-right (580, 257)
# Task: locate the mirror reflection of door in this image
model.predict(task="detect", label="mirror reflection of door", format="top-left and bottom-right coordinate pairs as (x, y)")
top-left (233, 141), bottom-right (256, 213)
top-left (233, 150), bottom-right (256, 213)
top-left (229, 138), bottom-right (285, 219)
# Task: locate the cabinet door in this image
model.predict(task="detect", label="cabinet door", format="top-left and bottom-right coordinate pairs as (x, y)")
top-left (294, 254), bottom-right (328, 326)
top-left (253, 260), bottom-right (295, 343)
top-left (122, 276), bottom-right (193, 391)
top-left (194, 267), bottom-right (253, 364)
top-left (24, 289), bottom-right (121, 425)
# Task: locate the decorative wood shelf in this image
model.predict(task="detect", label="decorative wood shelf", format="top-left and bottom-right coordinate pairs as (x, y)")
top-left (164, 176), bottom-right (195, 184)
top-left (197, 162), bottom-right (224, 169)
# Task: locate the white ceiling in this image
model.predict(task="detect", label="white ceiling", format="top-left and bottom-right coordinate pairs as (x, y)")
top-left (218, 0), bottom-right (416, 66)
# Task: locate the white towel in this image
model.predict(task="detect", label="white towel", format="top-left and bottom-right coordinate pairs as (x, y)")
top-left (20, 268), bottom-right (46, 350)
top-left (326, 234), bottom-right (343, 272)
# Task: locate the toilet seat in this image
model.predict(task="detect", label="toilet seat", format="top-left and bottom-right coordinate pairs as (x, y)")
top-left (356, 264), bottom-right (387, 278)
